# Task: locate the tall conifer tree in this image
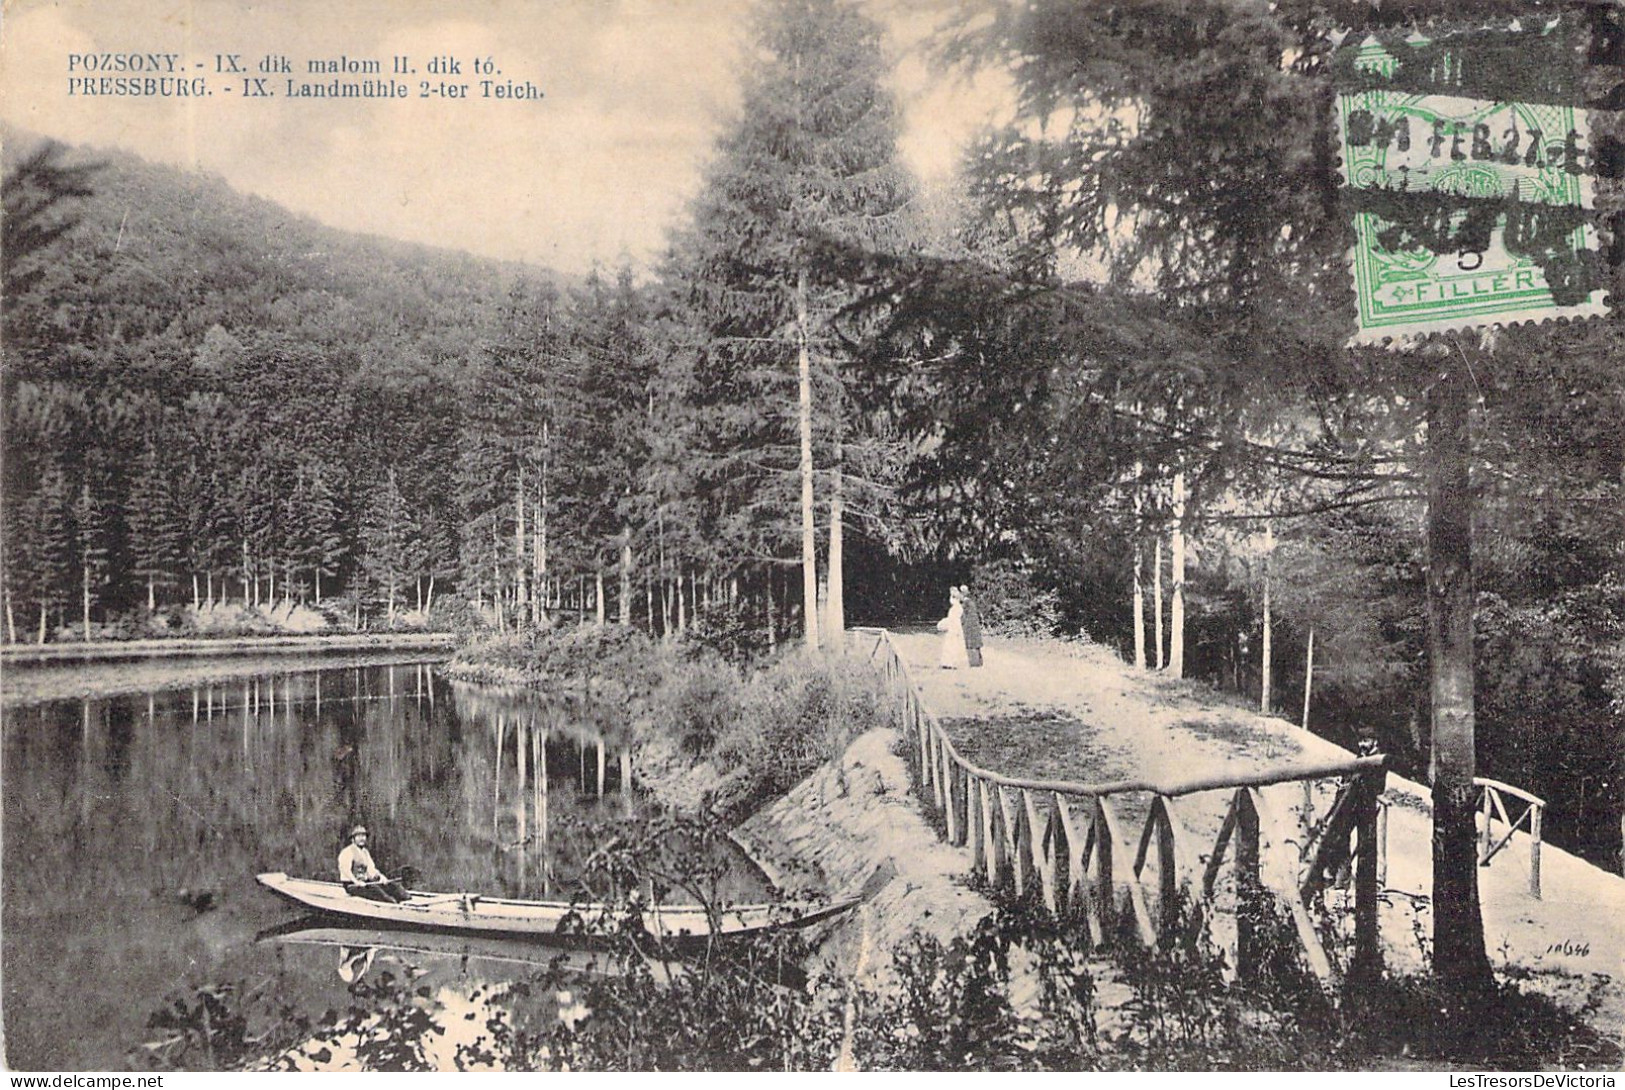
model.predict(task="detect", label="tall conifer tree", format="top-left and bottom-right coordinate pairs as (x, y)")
top-left (676, 0), bottom-right (915, 648)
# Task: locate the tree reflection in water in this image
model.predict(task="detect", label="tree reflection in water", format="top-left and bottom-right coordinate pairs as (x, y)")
top-left (0, 660), bottom-right (769, 1070)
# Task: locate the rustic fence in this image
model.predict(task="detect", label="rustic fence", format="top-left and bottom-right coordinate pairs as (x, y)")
top-left (852, 627), bottom-right (1387, 986)
top-left (1475, 776), bottom-right (1544, 899)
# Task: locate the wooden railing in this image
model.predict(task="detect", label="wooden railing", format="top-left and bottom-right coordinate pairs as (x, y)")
top-left (852, 627), bottom-right (1388, 986)
top-left (1475, 777), bottom-right (1544, 899)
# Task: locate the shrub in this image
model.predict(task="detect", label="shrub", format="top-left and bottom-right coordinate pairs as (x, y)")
top-left (853, 914), bottom-right (1038, 1070)
top-left (678, 602), bottom-right (769, 666)
top-left (660, 656), bottom-right (745, 757)
top-left (710, 653), bottom-right (891, 817)
top-left (969, 561), bottom-right (1065, 639)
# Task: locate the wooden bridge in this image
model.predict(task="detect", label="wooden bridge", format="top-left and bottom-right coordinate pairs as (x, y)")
top-left (855, 627), bottom-right (1389, 986)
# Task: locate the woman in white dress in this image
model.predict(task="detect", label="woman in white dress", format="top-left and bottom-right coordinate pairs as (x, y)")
top-left (936, 587), bottom-right (969, 669)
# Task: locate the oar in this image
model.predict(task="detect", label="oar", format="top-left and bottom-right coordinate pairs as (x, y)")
top-left (402, 892), bottom-right (481, 909)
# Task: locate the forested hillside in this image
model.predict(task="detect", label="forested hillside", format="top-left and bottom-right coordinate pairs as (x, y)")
top-left (1, 128), bottom-right (563, 633)
top-left (3, 0), bottom-right (1622, 883)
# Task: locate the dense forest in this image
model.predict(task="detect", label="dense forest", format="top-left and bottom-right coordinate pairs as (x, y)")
top-left (2, 0), bottom-right (1621, 889)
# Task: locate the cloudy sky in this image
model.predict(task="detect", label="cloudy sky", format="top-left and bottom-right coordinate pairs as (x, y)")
top-left (1, 0), bottom-right (1010, 274)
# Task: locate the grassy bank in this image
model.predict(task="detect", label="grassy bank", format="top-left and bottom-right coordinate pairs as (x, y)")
top-left (445, 624), bottom-right (895, 822)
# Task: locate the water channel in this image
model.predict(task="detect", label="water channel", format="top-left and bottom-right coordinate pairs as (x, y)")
top-left (1, 655), bottom-right (770, 1070)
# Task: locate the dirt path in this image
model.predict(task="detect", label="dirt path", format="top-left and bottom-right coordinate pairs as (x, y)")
top-left (893, 631), bottom-right (1625, 1045)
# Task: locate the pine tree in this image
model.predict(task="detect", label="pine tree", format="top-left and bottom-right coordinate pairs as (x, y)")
top-left (127, 439), bottom-right (183, 612)
top-left (676, 0), bottom-right (916, 648)
top-left (358, 467), bottom-right (422, 626)
top-left (71, 477), bottom-right (109, 639)
top-left (289, 460), bottom-right (345, 603)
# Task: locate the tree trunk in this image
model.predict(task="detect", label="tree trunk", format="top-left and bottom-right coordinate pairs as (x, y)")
top-left (1425, 361), bottom-right (1493, 1002)
top-left (38, 600), bottom-right (47, 644)
top-left (1260, 522), bottom-right (1273, 714)
top-left (1302, 625), bottom-right (1315, 730)
top-left (147, 576), bottom-right (156, 614)
top-left (515, 469), bottom-right (528, 623)
top-left (676, 569), bottom-right (687, 631)
top-left (82, 563), bottom-right (91, 640)
top-left (1132, 538), bottom-right (1146, 670)
top-left (1132, 461), bottom-right (1146, 670)
top-left (1168, 471), bottom-right (1186, 679)
top-left (595, 570), bottom-right (606, 625)
top-left (766, 568), bottom-right (777, 651)
top-left (827, 454), bottom-right (845, 650)
top-left (193, 572), bottom-right (200, 611)
top-left (796, 266), bottom-right (818, 650)
top-left (537, 426), bottom-right (549, 627)
top-left (620, 533), bottom-right (633, 626)
top-left (5, 591), bottom-right (15, 644)
top-left (242, 540), bottom-right (251, 606)
top-left (492, 531), bottom-right (505, 632)
top-left (1153, 537), bottom-right (1165, 671)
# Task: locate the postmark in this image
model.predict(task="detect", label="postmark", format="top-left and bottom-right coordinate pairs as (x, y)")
top-left (1332, 25), bottom-right (1609, 342)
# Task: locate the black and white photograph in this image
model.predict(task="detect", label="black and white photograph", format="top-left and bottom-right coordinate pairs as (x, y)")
top-left (1, 0), bottom-right (1622, 1074)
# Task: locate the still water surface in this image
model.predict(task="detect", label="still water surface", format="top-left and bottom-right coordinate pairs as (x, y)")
top-left (1, 658), bottom-right (768, 1070)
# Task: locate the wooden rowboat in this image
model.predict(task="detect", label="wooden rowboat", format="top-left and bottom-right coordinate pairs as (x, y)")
top-left (256, 872), bottom-right (856, 944)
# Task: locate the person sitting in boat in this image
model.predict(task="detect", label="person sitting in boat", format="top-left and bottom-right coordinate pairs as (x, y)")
top-left (338, 825), bottom-right (409, 903)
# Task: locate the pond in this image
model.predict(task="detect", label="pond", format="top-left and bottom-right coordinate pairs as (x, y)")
top-left (1, 656), bottom-right (771, 1070)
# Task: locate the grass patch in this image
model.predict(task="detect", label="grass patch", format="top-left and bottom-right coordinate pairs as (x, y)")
top-left (939, 711), bottom-right (1135, 785)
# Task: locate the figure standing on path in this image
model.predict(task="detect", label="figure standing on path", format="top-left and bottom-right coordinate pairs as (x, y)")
top-left (937, 587), bottom-right (969, 669)
top-left (959, 585), bottom-right (984, 668)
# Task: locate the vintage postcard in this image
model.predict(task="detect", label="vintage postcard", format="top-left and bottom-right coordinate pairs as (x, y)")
top-left (2, 0), bottom-right (1621, 1076)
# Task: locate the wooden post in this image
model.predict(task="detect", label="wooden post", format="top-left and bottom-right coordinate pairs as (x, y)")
top-left (936, 734), bottom-right (949, 818)
top-left (1037, 802), bottom-right (1064, 915)
top-left (921, 723), bottom-right (935, 807)
top-left (967, 775), bottom-right (985, 872)
top-left (916, 709), bottom-right (929, 788)
top-left (1156, 799), bottom-right (1179, 943)
top-left (954, 765), bottom-right (970, 846)
top-left (1094, 798), bottom-right (1116, 944)
top-left (1529, 803), bottom-right (1542, 900)
top-left (983, 780), bottom-right (1003, 887)
top-left (1236, 788), bottom-right (1262, 980)
top-left (1006, 787), bottom-right (1029, 898)
top-left (1056, 795), bottom-right (1085, 922)
top-left (1376, 798), bottom-right (1389, 887)
top-left (1352, 769), bottom-right (1387, 983)
top-left (933, 732), bottom-right (948, 817)
top-left (1023, 792), bottom-right (1052, 905)
top-left (1479, 784), bottom-right (1493, 864)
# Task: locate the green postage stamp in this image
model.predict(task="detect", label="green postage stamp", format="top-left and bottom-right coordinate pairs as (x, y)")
top-left (1333, 30), bottom-right (1607, 342)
